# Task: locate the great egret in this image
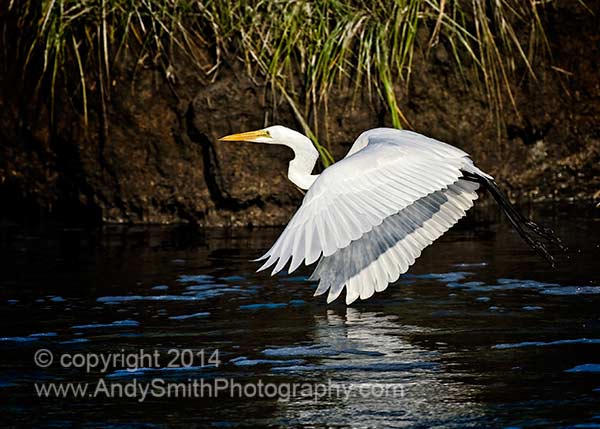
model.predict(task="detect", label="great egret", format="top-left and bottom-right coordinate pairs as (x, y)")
top-left (220, 126), bottom-right (562, 305)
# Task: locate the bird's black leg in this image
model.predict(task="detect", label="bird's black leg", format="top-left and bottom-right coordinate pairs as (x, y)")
top-left (461, 171), bottom-right (565, 267)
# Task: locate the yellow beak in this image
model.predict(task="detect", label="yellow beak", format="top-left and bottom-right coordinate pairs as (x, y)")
top-left (218, 129), bottom-right (271, 142)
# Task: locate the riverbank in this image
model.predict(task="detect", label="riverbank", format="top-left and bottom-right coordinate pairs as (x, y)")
top-left (1, 2), bottom-right (598, 225)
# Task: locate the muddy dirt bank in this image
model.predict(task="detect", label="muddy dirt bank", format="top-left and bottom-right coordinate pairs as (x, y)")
top-left (1, 3), bottom-right (598, 226)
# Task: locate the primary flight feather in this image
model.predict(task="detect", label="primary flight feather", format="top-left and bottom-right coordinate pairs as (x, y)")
top-left (220, 126), bottom-right (563, 305)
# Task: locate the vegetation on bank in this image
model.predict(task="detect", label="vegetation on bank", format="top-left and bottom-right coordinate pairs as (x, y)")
top-left (7, 0), bottom-right (563, 165)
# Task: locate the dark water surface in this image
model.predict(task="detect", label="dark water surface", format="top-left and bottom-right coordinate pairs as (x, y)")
top-left (1, 206), bottom-right (599, 428)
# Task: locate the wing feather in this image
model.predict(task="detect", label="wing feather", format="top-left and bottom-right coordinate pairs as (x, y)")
top-left (259, 136), bottom-right (471, 274)
top-left (313, 178), bottom-right (479, 304)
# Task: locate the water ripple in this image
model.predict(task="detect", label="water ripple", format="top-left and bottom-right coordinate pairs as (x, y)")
top-left (230, 357), bottom-right (305, 367)
top-left (271, 361), bottom-right (437, 373)
top-left (71, 320), bottom-right (139, 329)
top-left (493, 338), bottom-right (600, 349)
top-left (565, 364), bottom-right (600, 373)
top-left (169, 312), bottom-right (210, 320)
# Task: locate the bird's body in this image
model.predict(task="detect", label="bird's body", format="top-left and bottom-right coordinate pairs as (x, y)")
top-left (220, 126), bottom-right (562, 304)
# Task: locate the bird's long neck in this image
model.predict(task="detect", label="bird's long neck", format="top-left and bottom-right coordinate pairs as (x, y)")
top-left (288, 146), bottom-right (319, 190)
top-left (285, 139), bottom-right (320, 190)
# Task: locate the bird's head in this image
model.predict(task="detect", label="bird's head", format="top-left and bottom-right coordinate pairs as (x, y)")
top-left (218, 125), bottom-right (308, 146)
top-left (218, 125), bottom-right (319, 190)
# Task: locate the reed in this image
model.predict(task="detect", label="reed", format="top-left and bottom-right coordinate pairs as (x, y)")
top-left (9, 0), bottom-right (559, 165)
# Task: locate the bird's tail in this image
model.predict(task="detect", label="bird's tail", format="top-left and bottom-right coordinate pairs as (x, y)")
top-left (462, 171), bottom-right (566, 267)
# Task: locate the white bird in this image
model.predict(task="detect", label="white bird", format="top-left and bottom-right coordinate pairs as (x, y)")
top-left (220, 126), bottom-right (562, 305)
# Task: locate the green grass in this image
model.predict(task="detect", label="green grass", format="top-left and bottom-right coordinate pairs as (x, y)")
top-left (9, 0), bottom-right (559, 166)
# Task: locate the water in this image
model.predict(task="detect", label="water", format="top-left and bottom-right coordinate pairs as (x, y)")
top-left (1, 206), bottom-right (599, 427)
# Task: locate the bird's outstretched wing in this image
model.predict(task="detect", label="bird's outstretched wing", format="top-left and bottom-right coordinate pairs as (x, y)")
top-left (310, 178), bottom-right (479, 303)
top-left (256, 129), bottom-right (484, 303)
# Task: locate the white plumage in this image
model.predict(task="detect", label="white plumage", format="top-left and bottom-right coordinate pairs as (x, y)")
top-left (310, 179), bottom-right (480, 303)
top-left (220, 126), bottom-right (495, 304)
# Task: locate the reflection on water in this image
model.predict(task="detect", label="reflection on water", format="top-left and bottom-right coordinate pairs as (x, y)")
top-left (276, 309), bottom-right (486, 427)
top-left (0, 206), bottom-right (599, 427)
